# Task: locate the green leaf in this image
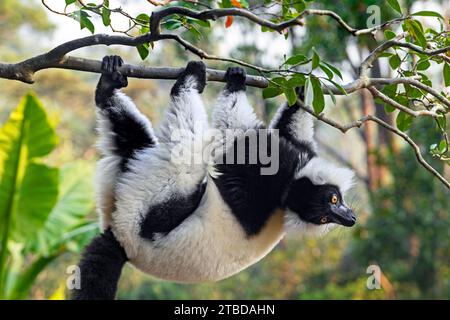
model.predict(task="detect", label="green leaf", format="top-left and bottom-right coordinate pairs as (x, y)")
top-left (438, 140), bottom-right (447, 153)
top-left (0, 94), bottom-right (59, 243)
top-left (27, 162), bottom-right (94, 256)
top-left (136, 13), bottom-right (150, 24)
top-left (387, 0), bottom-right (402, 15)
top-left (416, 59), bottom-right (430, 71)
top-left (102, 8), bottom-right (111, 26)
top-left (326, 88), bottom-right (336, 105)
top-left (263, 87), bottom-right (283, 99)
top-left (8, 254), bottom-right (59, 300)
top-left (382, 83), bottom-right (398, 98)
top-left (284, 87), bottom-right (298, 106)
top-left (137, 43), bottom-right (150, 60)
top-left (319, 63), bottom-right (334, 80)
top-left (389, 54), bottom-right (401, 69)
top-left (311, 49), bottom-right (320, 70)
top-left (396, 111), bottom-right (413, 131)
top-left (412, 11), bottom-right (444, 20)
top-left (285, 54), bottom-right (308, 66)
top-left (79, 11), bottom-right (95, 34)
top-left (271, 76), bottom-right (288, 86)
top-left (384, 30), bottom-right (396, 40)
top-left (286, 74), bottom-right (306, 87)
top-left (293, 0), bottom-right (306, 13)
top-left (409, 20), bottom-right (427, 49)
top-left (164, 19), bottom-right (182, 30)
top-left (189, 18), bottom-right (211, 28)
top-left (188, 25), bottom-right (202, 39)
top-left (322, 61), bottom-right (343, 80)
top-left (443, 63), bottom-right (450, 87)
top-left (65, 0), bottom-right (76, 5)
top-left (310, 76), bottom-right (325, 114)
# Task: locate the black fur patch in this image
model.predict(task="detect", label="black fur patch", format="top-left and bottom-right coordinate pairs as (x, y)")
top-left (213, 131), bottom-right (303, 236)
top-left (94, 55), bottom-right (156, 171)
top-left (107, 107), bottom-right (156, 171)
top-left (71, 229), bottom-right (127, 300)
top-left (272, 103), bottom-right (317, 157)
top-left (225, 67), bottom-right (246, 92)
top-left (284, 177), bottom-right (342, 224)
top-left (171, 61), bottom-right (206, 96)
top-left (140, 182), bottom-right (207, 241)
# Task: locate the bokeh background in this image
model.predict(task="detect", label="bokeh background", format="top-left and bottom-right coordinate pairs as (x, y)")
top-left (0, 0), bottom-right (448, 299)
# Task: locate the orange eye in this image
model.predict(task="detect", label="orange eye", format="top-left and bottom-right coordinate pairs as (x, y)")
top-left (320, 216), bottom-right (328, 224)
top-left (330, 194), bottom-right (338, 204)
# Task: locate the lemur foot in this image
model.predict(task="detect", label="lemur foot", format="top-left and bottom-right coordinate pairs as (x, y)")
top-left (99, 55), bottom-right (128, 90)
top-left (225, 67), bottom-right (246, 92)
top-left (171, 60), bottom-right (206, 95)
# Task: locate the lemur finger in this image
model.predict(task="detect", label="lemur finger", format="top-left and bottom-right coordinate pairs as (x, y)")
top-left (113, 55), bottom-right (121, 72)
top-left (101, 56), bottom-right (109, 73)
top-left (107, 56), bottom-right (114, 73)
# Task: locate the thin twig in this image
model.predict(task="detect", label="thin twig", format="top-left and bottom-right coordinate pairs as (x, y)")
top-left (297, 102), bottom-right (450, 189)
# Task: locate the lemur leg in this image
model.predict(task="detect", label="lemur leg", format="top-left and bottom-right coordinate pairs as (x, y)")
top-left (212, 67), bottom-right (263, 131)
top-left (95, 55), bottom-right (157, 230)
top-left (157, 61), bottom-right (208, 144)
top-left (269, 87), bottom-right (316, 153)
top-left (139, 61), bottom-right (208, 241)
top-left (95, 55), bottom-right (157, 164)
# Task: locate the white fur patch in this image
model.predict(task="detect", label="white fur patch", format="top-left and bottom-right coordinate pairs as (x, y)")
top-left (212, 91), bottom-right (263, 131)
top-left (270, 104), bottom-right (316, 149)
top-left (284, 210), bottom-right (337, 236)
top-left (296, 157), bottom-right (355, 194)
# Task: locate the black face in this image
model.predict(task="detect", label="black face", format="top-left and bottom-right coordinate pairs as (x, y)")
top-left (284, 177), bottom-right (356, 227)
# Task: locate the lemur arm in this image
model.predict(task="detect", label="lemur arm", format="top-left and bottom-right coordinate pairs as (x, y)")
top-left (269, 87), bottom-right (317, 153)
top-left (157, 61), bottom-right (208, 144)
top-left (139, 61), bottom-right (208, 241)
top-left (95, 55), bottom-right (157, 170)
top-left (212, 67), bottom-right (263, 132)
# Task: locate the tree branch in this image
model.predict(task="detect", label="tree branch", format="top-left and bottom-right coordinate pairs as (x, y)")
top-left (297, 102), bottom-right (450, 189)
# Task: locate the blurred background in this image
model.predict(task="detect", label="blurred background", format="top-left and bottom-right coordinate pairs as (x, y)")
top-left (0, 0), bottom-right (448, 299)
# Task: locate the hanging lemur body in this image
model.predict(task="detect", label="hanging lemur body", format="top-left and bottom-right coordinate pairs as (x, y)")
top-left (72, 56), bottom-right (356, 300)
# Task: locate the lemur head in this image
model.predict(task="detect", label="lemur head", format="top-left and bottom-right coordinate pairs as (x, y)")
top-left (283, 157), bottom-right (356, 233)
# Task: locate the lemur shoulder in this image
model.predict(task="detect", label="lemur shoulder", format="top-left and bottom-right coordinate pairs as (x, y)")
top-left (72, 55), bottom-right (356, 300)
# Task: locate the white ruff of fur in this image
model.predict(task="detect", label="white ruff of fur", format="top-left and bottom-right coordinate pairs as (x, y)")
top-left (296, 157), bottom-right (355, 195)
top-left (284, 211), bottom-right (337, 236)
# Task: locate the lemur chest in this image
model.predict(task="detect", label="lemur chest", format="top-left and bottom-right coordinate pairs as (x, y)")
top-left (118, 182), bottom-right (286, 283)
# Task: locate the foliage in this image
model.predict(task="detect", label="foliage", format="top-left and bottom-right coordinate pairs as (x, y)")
top-left (0, 94), bottom-right (97, 299)
top-left (351, 119), bottom-right (449, 298)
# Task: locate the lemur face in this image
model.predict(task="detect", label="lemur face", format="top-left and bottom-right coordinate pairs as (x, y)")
top-left (285, 177), bottom-right (356, 227)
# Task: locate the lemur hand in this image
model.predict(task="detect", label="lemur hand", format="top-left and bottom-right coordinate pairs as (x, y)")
top-left (99, 55), bottom-right (128, 90)
top-left (172, 61), bottom-right (207, 95)
top-left (225, 67), bottom-right (246, 92)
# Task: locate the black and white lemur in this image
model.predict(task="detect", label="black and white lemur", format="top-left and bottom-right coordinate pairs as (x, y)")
top-left (72, 55), bottom-right (356, 300)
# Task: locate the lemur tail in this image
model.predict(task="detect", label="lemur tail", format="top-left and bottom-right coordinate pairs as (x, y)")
top-left (71, 229), bottom-right (127, 300)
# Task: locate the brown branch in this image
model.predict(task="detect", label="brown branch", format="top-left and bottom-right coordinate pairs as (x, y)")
top-left (298, 102), bottom-right (450, 189)
top-left (368, 87), bottom-right (443, 118)
top-left (0, 55), bottom-right (268, 87)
